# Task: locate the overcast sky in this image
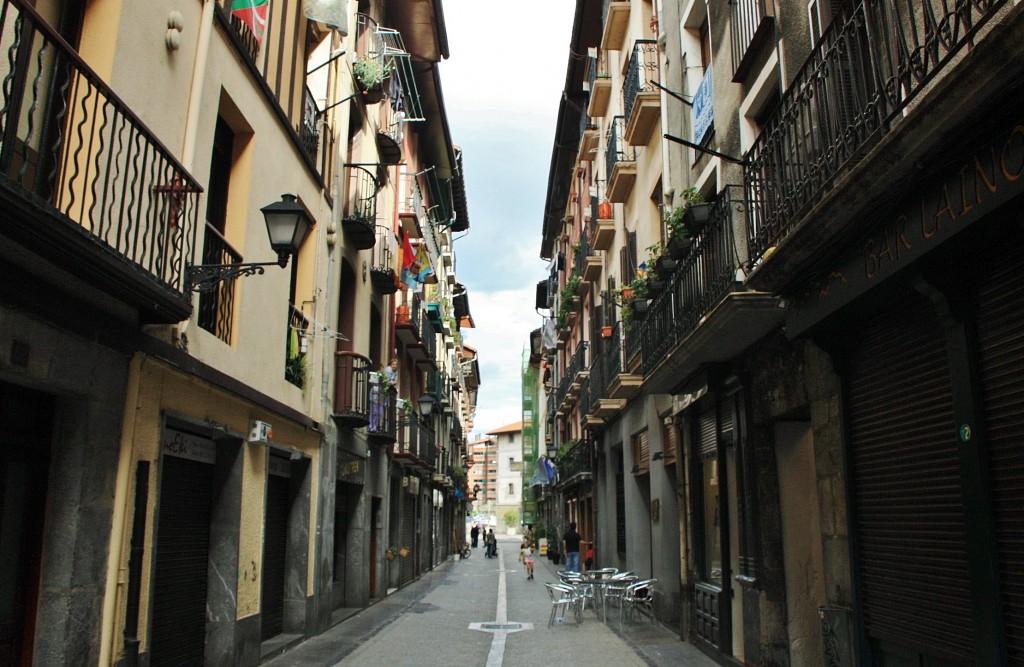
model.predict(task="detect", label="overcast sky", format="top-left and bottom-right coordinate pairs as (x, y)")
top-left (442, 0), bottom-right (576, 438)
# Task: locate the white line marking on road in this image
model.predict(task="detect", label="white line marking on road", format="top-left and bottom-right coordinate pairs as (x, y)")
top-left (467, 544), bottom-right (533, 666)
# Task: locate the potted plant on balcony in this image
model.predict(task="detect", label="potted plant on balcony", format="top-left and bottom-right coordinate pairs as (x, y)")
top-left (386, 546), bottom-right (399, 561)
top-left (679, 186), bottom-right (711, 237)
top-left (398, 546), bottom-right (411, 558)
top-left (353, 54), bottom-right (388, 104)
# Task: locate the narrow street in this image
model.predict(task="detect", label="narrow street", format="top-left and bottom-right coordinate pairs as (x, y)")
top-left (263, 536), bottom-right (717, 667)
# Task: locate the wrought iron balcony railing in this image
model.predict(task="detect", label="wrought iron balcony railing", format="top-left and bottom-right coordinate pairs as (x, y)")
top-left (623, 40), bottom-right (659, 122)
top-left (638, 186), bottom-right (744, 374)
top-left (605, 116), bottom-right (633, 180)
top-left (395, 416), bottom-right (436, 469)
top-left (568, 340), bottom-right (589, 386)
top-left (368, 384), bottom-right (397, 442)
top-left (0, 0), bottom-right (201, 298)
top-left (333, 351), bottom-right (372, 427)
top-left (342, 165), bottom-right (378, 249)
top-left (196, 223), bottom-right (241, 342)
top-left (370, 225), bottom-right (397, 294)
top-left (557, 439), bottom-right (594, 486)
top-left (745, 0), bottom-right (1005, 265)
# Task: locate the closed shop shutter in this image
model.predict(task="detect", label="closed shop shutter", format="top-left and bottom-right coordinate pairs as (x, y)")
top-left (151, 456), bottom-right (214, 667)
top-left (699, 409), bottom-right (716, 458)
top-left (846, 287), bottom-right (974, 662)
top-left (400, 496), bottom-right (416, 585)
top-left (974, 246), bottom-right (1024, 662)
top-left (261, 467), bottom-right (290, 640)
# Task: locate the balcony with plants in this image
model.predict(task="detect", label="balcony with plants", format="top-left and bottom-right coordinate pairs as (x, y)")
top-left (285, 306), bottom-right (311, 388)
top-left (555, 438), bottom-right (595, 488)
top-left (396, 293), bottom-right (438, 369)
top-left (578, 228), bottom-right (604, 283)
top-left (623, 39), bottom-right (661, 145)
top-left (743, 0), bottom-right (1007, 292)
top-left (0, 0), bottom-right (201, 323)
top-left (636, 185), bottom-right (783, 394)
top-left (586, 51), bottom-right (612, 119)
top-left (554, 273), bottom-right (582, 346)
top-left (367, 371), bottom-right (398, 443)
top-left (589, 183), bottom-right (616, 252)
top-left (606, 116), bottom-right (636, 203)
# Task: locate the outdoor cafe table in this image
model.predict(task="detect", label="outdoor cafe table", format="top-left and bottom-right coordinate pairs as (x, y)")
top-left (578, 571), bottom-right (625, 622)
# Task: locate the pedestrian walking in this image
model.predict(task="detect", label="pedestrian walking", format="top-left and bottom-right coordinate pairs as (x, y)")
top-left (485, 529), bottom-right (497, 558)
top-left (521, 538), bottom-right (535, 580)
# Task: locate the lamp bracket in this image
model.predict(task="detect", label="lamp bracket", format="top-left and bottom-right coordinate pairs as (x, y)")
top-left (185, 260), bottom-right (284, 293)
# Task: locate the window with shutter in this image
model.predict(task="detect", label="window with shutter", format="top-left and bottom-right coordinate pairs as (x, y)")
top-left (662, 417), bottom-right (678, 465)
top-left (632, 429), bottom-right (650, 475)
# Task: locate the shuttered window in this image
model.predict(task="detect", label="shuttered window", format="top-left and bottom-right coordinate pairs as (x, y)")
top-left (662, 417), bottom-right (678, 465)
top-left (632, 429), bottom-right (649, 475)
top-left (699, 409), bottom-right (717, 458)
top-left (846, 287), bottom-right (974, 662)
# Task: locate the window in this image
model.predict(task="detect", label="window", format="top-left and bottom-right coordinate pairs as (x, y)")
top-left (632, 429), bottom-right (650, 475)
top-left (508, 483), bottom-right (514, 496)
top-left (509, 456), bottom-right (515, 465)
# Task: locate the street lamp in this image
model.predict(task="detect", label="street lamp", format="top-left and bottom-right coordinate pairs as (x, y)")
top-left (417, 393), bottom-right (437, 416)
top-left (186, 194), bottom-right (313, 292)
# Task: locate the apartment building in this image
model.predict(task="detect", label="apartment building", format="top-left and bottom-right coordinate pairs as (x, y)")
top-left (487, 421), bottom-right (525, 532)
top-left (538, 0), bottom-right (1024, 665)
top-left (0, 0), bottom-right (477, 664)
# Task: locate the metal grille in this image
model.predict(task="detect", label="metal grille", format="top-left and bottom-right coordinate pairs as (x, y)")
top-left (846, 287), bottom-right (974, 662)
top-left (260, 470), bottom-right (289, 640)
top-left (975, 245), bottom-right (1024, 663)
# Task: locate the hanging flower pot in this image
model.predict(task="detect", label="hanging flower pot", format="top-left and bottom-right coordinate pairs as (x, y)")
top-left (667, 236), bottom-right (693, 260)
top-left (398, 546), bottom-right (411, 558)
top-left (386, 548), bottom-right (398, 561)
top-left (683, 203), bottom-right (712, 236)
top-left (619, 287), bottom-right (633, 302)
top-left (632, 298), bottom-right (649, 314)
top-left (598, 200), bottom-right (613, 219)
top-left (601, 325), bottom-right (613, 338)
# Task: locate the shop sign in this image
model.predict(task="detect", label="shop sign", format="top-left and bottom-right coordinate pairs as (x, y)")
top-left (338, 450), bottom-right (365, 484)
top-left (788, 119), bottom-right (1024, 336)
top-left (162, 428), bottom-right (215, 464)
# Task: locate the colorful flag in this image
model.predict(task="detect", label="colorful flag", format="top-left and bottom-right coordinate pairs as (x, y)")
top-left (414, 243), bottom-right (436, 284)
top-left (231, 0), bottom-right (269, 45)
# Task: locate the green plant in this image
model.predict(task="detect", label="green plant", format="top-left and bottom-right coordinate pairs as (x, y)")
top-left (502, 509), bottom-right (520, 529)
top-left (562, 274), bottom-right (581, 302)
top-left (665, 187), bottom-right (706, 240)
top-left (353, 54), bottom-right (388, 88)
top-left (285, 353), bottom-right (307, 387)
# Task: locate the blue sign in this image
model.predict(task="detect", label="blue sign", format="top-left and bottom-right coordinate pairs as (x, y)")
top-left (693, 65), bottom-right (714, 144)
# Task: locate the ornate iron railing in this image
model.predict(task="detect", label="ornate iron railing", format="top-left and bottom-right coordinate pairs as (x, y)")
top-left (572, 231), bottom-right (589, 278)
top-left (623, 40), bottom-right (659, 123)
top-left (568, 340), bottom-right (589, 385)
top-left (605, 116), bottom-right (632, 181)
top-left (587, 345), bottom-right (606, 408)
top-left (344, 165), bottom-right (377, 226)
top-left (745, 0), bottom-right (1006, 263)
top-left (196, 223), bottom-right (240, 342)
top-left (557, 439), bottom-right (594, 484)
top-left (604, 321), bottom-right (624, 391)
top-left (639, 186), bottom-right (744, 374)
top-left (0, 0), bottom-right (201, 293)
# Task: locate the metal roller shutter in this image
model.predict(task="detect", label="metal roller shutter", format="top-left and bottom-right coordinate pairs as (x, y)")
top-left (846, 287), bottom-right (974, 662)
top-left (261, 469), bottom-right (290, 640)
top-left (151, 456), bottom-right (213, 667)
top-left (975, 248), bottom-right (1024, 663)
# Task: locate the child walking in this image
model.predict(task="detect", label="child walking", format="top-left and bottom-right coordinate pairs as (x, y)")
top-left (522, 538), bottom-right (535, 580)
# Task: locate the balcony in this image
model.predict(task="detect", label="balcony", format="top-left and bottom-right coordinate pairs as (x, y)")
top-left (196, 224), bottom-right (240, 343)
top-left (0, 0), bottom-right (201, 323)
top-left (556, 439), bottom-right (595, 488)
top-left (368, 385), bottom-right (398, 443)
top-left (601, 0), bottom-right (630, 52)
top-left (623, 40), bottom-right (661, 146)
top-left (395, 293), bottom-right (437, 369)
top-left (370, 225), bottom-right (398, 294)
top-left (606, 117), bottom-right (636, 203)
top-left (605, 322), bottom-right (643, 400)
top-left (341, 166), bottom-right (378, 250)
top-left (394, 416), bottom-right (436, 472)
top-left (638, 186), bottom-right (782, 394)
top-left (427, 370), bottom-right (451, 411)
top-left (730, 0), bottom-right (774, 82)
top-left (743, 0), bottom-right (1006, 291)
top-left (333, 352), bottom-right (372, 427)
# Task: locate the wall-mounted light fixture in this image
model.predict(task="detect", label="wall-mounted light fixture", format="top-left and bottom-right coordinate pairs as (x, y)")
top-left (186, 194), bottom-right (313, 293)
top-left (652, 452), bottom-right (664, 461)
top-left (417, 393), bottom-right (438, 417)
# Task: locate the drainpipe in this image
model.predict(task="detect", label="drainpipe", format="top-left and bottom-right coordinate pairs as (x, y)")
top-left (98, 354), bottom-right (144, 666)
top-left (122, 461), bottom-right (150, 667)
top-left (182, 0), bottom-right (216, 172)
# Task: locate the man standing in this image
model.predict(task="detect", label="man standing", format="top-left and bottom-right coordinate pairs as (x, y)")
top-left (470, 523), bottom-right (480, 548)
top-left (562, 522), bottom-right (582, 573)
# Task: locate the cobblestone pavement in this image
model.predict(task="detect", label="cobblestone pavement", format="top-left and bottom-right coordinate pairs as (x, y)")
top-left (263, 536), bottom-right (719, 667)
